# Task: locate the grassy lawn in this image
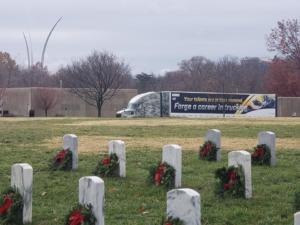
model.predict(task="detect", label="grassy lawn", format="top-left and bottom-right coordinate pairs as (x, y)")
top-left (0, 117), bottom-right (299, 225)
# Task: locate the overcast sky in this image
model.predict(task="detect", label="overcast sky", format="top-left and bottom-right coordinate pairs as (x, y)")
top-left (1, 0), bottom-right (299, 74)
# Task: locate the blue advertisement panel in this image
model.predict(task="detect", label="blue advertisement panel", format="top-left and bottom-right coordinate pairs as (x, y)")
top-left (170, 92), bottom-right (276, 117)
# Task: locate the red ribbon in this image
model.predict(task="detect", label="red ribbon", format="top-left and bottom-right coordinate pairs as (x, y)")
top-left (154, 163), bottom-right (165, 185)
top-left (0, 195), bottom-right (13, 215)
top-left (69, 210), bottom-right (85, 225)
top-left (101, 158), bottom-right (111, 166)
top-left (200, 143), bottom-right (212, 157)
top-left (252, 147), bottom-right (265, 159)
top-left (55, 149), bottom-right (67, 163)
top-left (223, 170), bottom-right (238, 190)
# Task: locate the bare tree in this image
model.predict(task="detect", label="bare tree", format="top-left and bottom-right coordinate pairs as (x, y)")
top-left (0, 52), bottom-right (18, 116)
top-left (135, 73), bottom-right (157, 93)
top-left (16, 64), bottom-right (54, 87)
top-left (216, 56), bottom-right (241, 93)
top-left (240, 57), bottom-right (268, 93)
top-left (179, 56), bottom-right (216, 91)
top-left (266, 19), bottom-right (300, 68)
top-left (35, 88), bottom-right (60, 117)
top-left (65, 51), bottom-right (131, 117)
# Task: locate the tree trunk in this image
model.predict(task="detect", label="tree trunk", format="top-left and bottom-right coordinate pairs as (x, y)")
top-left (97, 107), bottom-right (101, 117)
top-left (97, 98), bottom-right (103, 117)
top-left (45, 109), bottom-right (48, 117)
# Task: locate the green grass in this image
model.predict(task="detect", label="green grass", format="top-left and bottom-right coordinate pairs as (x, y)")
top-left (0, 118), bottom-right (299, 225)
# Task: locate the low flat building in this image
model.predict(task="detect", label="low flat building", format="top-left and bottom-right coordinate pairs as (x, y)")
top-left (0, 87), bottom-right (137, 117)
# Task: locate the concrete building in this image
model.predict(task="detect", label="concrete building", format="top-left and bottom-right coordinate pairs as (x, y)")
top-left (0, 88), bottom-right (137, 117)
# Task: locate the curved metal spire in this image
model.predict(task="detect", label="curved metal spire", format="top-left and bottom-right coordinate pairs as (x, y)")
top-left (23, 32), bottom-right (31, 69)
top-left (40, 17), bottom-right (62, 68)
top-left (29, 33), bottom-right (34, 67)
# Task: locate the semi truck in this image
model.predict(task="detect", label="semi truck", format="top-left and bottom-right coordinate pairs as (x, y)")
top-left (116, 91), bottom-right (276, 118)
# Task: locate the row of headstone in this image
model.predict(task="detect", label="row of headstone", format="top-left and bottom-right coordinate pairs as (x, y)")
top-left (63, 129), bottom-right (275, 181)
top-left (9, 163), bottom-right (106, 225)
top-left (205, 129), bottom-right (276, 166)
top-left (63, 134), bottom-right (183, 184)
top-left (9, 162), bottom-right (201, 225)
top-left (63, 134), bottom-right (127, 177)
top-left (3, 131), bottom-right (282, 225)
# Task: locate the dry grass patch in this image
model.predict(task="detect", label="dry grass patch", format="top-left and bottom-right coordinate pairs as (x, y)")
top-left (42, 135), bottom-right (300, 153)
top-left (64, 117), bottom-right (300, 127)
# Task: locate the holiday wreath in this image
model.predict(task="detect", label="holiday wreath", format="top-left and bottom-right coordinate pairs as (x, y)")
top-left (215, 165), bottom-right (245, 198)
top-left (199, 140), bottom-right (218, 161)
top-left (51, 149), bottom-right (73, 170)
top-left (0, 187), bottom-right (23, 224)
top-left (251, 144), bottom-right (271, 165)
top-left (94, 153), bottom-right (119, 177)
top-left (65, 204), bottom-right (96, 225)
top-left (160, 216), bottom-right (184, 225)
top-left (148, 162), bottom-right (175, 189)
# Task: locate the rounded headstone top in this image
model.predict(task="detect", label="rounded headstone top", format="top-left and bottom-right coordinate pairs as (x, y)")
top-left (167, 188), bottom-right (200, 197)
top-left (163, 144), bottom-right (182, 151)
top-left (79, 176), bottom-right (104, 185)
top-left (12, 163), bottom-right (33, 170)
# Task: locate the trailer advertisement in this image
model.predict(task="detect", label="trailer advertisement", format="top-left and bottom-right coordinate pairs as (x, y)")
top-left (170, 92), bottom-right (276, 117)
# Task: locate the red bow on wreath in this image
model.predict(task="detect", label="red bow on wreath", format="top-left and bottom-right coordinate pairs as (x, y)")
top-left (0, 195), bottom-right (13, 215)
top-left (101, 158), bottom-right (111, 166)
top-left (55, 149), bottom-right (67, 163)
top-left (223, 170), bottom-right (237, 190)
top-left (252, 147), bottom-right (265, 159)
top-left (154, 163), bottom-right (166, 185)
top-left (69, 210), bottom-right (85, 225)
top-left (165, 223), bottom-right (173, 225)
top-left (200, 143), bottom-right (212, 157)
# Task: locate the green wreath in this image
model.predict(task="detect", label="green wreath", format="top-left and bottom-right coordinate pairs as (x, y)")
top-left (50, 149), bottom-right (73, 171)
top-left (0, 187), bottom-right (23, 225)
top-left (65, 204), bottom-right (96, 225)
top-left (215, 165), bottom-right (245, 198)
top-left (94, 153), bottom-right (119, 177)
top-left (251, 144), bottom-right (271, 165)
top-left (148, 162), bottom-right (175, 189)
top-left (199, 141), bottom-right (218, 161)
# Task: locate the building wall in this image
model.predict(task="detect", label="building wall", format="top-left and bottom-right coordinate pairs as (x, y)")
top-left (2, 88), bottom-right (31, 116)
top-left (277, 97), bottom-right (300, 117)
top-left (2, 88), bottom-right (137, 117)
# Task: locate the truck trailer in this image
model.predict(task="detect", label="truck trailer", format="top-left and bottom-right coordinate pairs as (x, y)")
top-left (116, 91), bottom-right (276, 118)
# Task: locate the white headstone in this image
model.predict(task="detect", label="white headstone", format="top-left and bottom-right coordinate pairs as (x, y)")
top-left (167, 188), bottom-right (201, 225)
top-left (258, 131), bottom-right (276, 166)
top-left (79, 176), bottom-right (105, 225)
top-left (295, 212), bottom-right (300, 225)
top-left (205, 129), bottom-right (221, 161)
top-left (108, 140), bottom-right (126, 177)
top-left (228, 150), bottom-right (252, 199)
top-left (11, 163), bottom-right (33, 224)
top-left (63, 134), bottom-right (78, 170)
top-left (162, 144), bottom-right (182, 188)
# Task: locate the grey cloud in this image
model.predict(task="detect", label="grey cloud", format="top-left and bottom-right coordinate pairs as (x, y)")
top-left (0, 0), bottom-right (299, 74)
